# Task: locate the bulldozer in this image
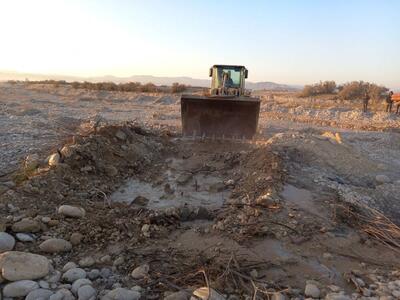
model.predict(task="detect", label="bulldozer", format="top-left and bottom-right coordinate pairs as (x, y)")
top-left (180, 65), bottom-right (260, 139)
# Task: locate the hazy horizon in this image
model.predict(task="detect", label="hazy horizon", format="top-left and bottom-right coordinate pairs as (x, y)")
top-left (1, 1), bottom-right (399, 88)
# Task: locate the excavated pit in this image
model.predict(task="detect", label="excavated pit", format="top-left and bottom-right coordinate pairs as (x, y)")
top-left (2, 123), bottom-right (400, 298)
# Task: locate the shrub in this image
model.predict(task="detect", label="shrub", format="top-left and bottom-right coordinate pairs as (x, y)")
top-left (171, 82), bottom-right (187, 93)
top-left (299, 81), bottom-right (336, 97)
top-left (338, 81), bottom-right (388, 100)
top-left (140, 83), bottom-right (157, 92)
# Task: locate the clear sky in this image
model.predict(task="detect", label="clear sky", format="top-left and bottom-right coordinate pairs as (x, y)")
top-left (1, 0), bottom-right (399, 87)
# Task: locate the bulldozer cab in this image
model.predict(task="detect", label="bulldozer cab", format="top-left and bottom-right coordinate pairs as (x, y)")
top-left (209, 65), bottom-right (248, 96)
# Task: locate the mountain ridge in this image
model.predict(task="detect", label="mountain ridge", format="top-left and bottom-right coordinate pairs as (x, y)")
top-left (0, 71), bottom-right (301, 91)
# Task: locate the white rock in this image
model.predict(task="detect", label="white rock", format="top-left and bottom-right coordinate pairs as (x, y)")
top-left (16, 233), bottom-right (35, 242)
top-left (58, 205), bottom-right (86, 218)
top-left (325, 293), bottom-right (351, 300)
top-left (190, 287), bottom-right (226, 300)
top-left (39, 238), bottom-right (72, 253)
top-left (376, 174), bottom-right (391, 184)
top-left (305, 283), bottom-right (321, 298)
top-left (0, 232), bottom-right (15, 252)
top-left (72, 278), bottom-right (93, 295)
top-left (3, 280), bottom-right (39, 297)
top-left (79, 256), bottom-right (95, 267)
top-left (25, 288), bottom-right (54, 300)
top-left (101, 288), bottom-right (141, 300)
top-left (130, 264), bottom-right (149, 279)
top-left (0, 251), bottom-right (50, 281)
top-left (78, 285), bottom-right (96, 300)
top-left (62, 262), bottom-right (78, 272)
top-left (62, 268), bottom-right (86, 282)
top-left (48, 153), bottom-right (61, 166)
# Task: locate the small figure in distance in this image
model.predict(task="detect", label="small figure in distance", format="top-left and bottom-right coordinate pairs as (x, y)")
top-left (363, 90), bottom-right (370, 113)
top-left (386, 91), bottom-right (394, 113)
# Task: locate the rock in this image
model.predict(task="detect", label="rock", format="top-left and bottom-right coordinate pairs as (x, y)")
top-left (191, 287), bottom-right (226, 300)
top-left (45, 270), bottom-right (61, 283)
top-left (0, 251), bottom-right (50, 281)
top-left (39, 238), bottom-right (72, 253)
top-left (325, 293), bottom-right (351, 300)
top-left (115, 130), bottom-right (127, 141)
top-left (62, 268), bottom-right (87, 282)
top-left (62, 262), bottom-right (78, 272)
top-left (39, 280), bottom-right (50, 289)
top-left (164, 291), bottom-right (190, 300)
top-left (113, 256), bottom-right (125, 267)
top-left (78, 285), bottom-right (97, 300)
top-left (105, 165), bottom-right (118, 177)
top-left (88, 269), bottom-right (100, 280)
top-left (272, 292), bottom-right (286, 300)
top-left (100, 267), bottom-right (112, 279)
top-left (3, 280), bottom-right (39, 297)
top-left (392, 290), bottom-right (400, 298)
top-left (48, 153), bottom-right (61, 167)
top-left (72, 278), bottom-right (93, 295)
top-left (58, 205), bottom-right (86, 218)
top-left (100, 255), bottom-right (112, 264)
top-left (60, 145), bottom-right (76, 158)
top-left (376, 175), bottom-right (391, 184)
top-left (16, 233), bottom-right (35, 242)
top-left (25, 154), bottom-right (40, 170)
top-left (25, 288), bottom-right (54, 300)
top-left (42, 216), bottom-right (52, 224)
top-left (0, 232), bottom-right (15, 252)
top-left (11, 219), bottom-right (41, 233)
top-left (141, 224), bottom-right (151, 235)
top-left (327, 285), bottom-right (341, 293)
top-left (323, 252), bottom-right (333, 259)
top-left (50, 289), bottom-right (74, 300)
top-left (70, 232), bottom-right (84, 245)
top-left (305, 283), bottom-right (320, 298)
top-left (79, 256), bottom-right (95, 267)
top-left (101, 288), bottom-right (141, 300)
top-left (132, 195), bottom-right (149, 206)
top-left (249, 269), bottom-right (258, 278)
top-left (131, 264), bottom-right (149, 279)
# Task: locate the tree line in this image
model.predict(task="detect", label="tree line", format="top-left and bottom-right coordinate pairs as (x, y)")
top-left (299, 80), bottom-right (389, 100)
top-left (8, 80), bottom-right (188, 93)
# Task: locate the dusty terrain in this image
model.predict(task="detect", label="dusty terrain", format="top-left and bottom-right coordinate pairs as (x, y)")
top-left (0, 82), bottom-right (400, 300)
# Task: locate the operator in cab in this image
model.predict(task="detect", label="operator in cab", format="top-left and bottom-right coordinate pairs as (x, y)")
top-left (222, 71), bottom-right (234, 88)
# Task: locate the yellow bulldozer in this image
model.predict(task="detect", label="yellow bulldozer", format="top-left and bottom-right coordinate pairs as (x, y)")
top-left (180, 65), bottom-right (260, 139)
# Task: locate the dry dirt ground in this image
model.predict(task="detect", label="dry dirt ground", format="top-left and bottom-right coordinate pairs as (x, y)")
top-left (0, 83), bottom-right (400, 300)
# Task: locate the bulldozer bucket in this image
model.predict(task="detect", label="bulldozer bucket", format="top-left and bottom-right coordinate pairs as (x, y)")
top-left (181, 95), bottom-right (260, 139)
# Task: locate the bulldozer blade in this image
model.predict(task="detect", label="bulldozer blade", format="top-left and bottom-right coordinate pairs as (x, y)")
top-left (181, 95), bottom-right (260, 139)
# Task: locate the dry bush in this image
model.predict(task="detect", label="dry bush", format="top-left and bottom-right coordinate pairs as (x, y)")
top-left (338, 81), bottom-right (388, 100)
top-left (299, 81), bottom-right (336, 97)
top-left (171, 82), bottom-right (187, 93)
top-left (140, 83), bottom-right (157, 92)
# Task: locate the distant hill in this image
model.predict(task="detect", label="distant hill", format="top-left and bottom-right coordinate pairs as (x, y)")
top-left (0, 71), bottom-right (301, 91)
